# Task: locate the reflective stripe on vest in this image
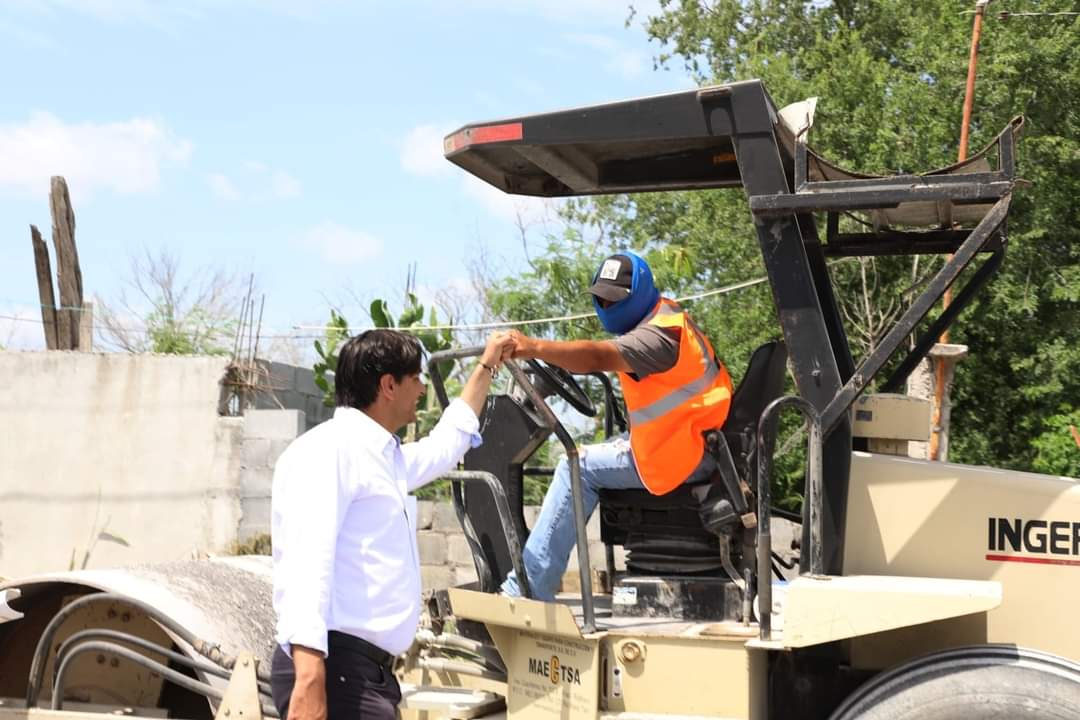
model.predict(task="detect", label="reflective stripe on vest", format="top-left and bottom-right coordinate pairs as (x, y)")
top-left (618, 298), bottom-right (733, 495)
top-left (628, 361), bottom-right (719, 426)
top-left (627, 316), bottom-right (717, 426)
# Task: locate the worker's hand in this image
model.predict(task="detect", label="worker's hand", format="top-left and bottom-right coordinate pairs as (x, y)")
top-left (288, 646), bottom-right (327, 720)
top-left (506, 329), bottom-right (538, 360)
top-left (479, 331), bottom-right (515, 370)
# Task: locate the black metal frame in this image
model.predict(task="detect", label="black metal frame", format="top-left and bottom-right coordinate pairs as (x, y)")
top-left (756, 396), bottom-right (823, 640)
top-left (778, 115), bottom-right (1018, 215)
top-left (816, 196), bottom-right (1011, 435)
top-left (441, 469), bottom-right (533, 599)
top-left (428, 348), bottom-right (597, 632)
top-left (883, 245), bottom-right (1006, 393)
top-left (823, 228), bottom-right (1005, 257)
top-left (444, 77), bottom-right (1019, 586)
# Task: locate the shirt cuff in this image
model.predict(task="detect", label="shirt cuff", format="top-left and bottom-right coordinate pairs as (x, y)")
top-left (444, 398), bottom-right (483, 448)
top-left (278, 625), bottom-right (329, 658)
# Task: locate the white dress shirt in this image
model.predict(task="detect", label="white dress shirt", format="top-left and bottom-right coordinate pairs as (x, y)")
top-left (271, 399), bottom-right (481, 657)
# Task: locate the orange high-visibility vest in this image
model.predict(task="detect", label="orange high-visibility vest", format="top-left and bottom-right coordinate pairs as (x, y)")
top-left (618, 298), bottom-right (733, 495)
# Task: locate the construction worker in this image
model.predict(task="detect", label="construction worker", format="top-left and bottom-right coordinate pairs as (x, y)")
top-left (501, 251), bottom-right (733, 600)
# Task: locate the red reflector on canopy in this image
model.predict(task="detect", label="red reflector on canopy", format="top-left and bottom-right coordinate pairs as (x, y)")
top-left (443, 122), bottom-right (523, 155)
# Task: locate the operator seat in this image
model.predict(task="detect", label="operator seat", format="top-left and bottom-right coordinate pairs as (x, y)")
top-left (599, 340), bottom-right (788, 575)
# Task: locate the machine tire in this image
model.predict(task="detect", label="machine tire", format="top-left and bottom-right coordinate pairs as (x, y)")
top-left (829, 645), bottom-right (1080, 720)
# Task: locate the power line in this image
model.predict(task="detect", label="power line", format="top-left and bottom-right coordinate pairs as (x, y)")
top-left (998, 11), bottom-right (1080, 16)
top-left (961, 9), bottom-right (1080, 17)
top-left (0, 272), bottom-right (773, 341)
top-left (288, 274), bottom-right (772, 336)
top-left (0, 313), bottom-right (244, 340)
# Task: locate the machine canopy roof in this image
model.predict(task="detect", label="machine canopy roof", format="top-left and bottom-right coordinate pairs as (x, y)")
top-left (444, 79), bottom-right (1021, 230)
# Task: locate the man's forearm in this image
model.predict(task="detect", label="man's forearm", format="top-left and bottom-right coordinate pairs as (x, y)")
top-left (460, 362), bottom-right (496, 417)
top-left (293, 644), bottom-right (326, 682)
top-left (459, 331), bottom-right (514, 417)
top-left (523, 339), bottom-right (631, 373)
top-left (289, 646), bottom-right (327, 720)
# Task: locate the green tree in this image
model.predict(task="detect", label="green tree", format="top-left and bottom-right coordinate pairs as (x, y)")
top-left (485, 1), bottom-right (1080, 509)
top-left (1032, 411), bottom-right (1080, 478)
top-left (638, 0), bottom-right (1080, 475)
top-left (312, 309), bottom-right (352, 407)
top-left (312, 295), bottom-right (459, 499)
top-left (97, 249), bottom-right (241, 355)
top-left (313, 294), bottom-right (455, 416)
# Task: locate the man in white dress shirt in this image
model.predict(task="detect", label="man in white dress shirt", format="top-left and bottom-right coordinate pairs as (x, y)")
top-left (270, 328), bottom-right (514, 720)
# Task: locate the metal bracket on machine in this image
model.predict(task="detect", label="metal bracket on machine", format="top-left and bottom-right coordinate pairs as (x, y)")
top-left (213, 652), bottom-right (262, 720)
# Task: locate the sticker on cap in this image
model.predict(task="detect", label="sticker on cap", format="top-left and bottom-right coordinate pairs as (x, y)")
top-left (599, 259), bottom-right (622, 281)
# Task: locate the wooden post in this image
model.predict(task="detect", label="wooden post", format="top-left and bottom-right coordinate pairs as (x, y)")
top-left (30, 224), bottom-right (59, 349)
top-left (78, 301), bottom-right (94, 351)
top-left (49, 176), bottom-right (83, 350)
top-left (907, 344), bottom-right (969, 461)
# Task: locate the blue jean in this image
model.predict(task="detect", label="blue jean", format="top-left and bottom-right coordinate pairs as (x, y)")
top-left (501, 434), bottom-right (715, 601)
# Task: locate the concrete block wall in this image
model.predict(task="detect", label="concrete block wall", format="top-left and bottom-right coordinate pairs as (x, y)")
top-left (413, 501), bottom-right (799, 594)
top-left (0, 352), bottom-right (243, 578)
top-left (253, 361), bottom-right (333, 431)
top-left (416, 501), bottom-right (482, 591)
top-left (238, 409), bottom-right (305, 544)
top-left (415, 500), bottom-right (619, 594)
top-left (0, 352), bottom-right (323, 578)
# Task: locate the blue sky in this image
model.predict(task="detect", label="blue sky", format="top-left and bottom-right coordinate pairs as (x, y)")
top-left (0, 0), bottom-right (695, 356)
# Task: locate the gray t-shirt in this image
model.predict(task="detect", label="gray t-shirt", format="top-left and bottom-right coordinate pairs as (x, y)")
top-left (613, 324), bottom-right (680, 379)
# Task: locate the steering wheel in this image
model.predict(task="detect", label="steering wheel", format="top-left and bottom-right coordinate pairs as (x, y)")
top-left (525, 359), bottom-right (597, 417)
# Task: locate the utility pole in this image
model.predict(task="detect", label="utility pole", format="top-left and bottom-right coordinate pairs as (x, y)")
top-left (957, 0), bottom-right (991, 167)
top-left (929, 0), bottom-right (991, 461)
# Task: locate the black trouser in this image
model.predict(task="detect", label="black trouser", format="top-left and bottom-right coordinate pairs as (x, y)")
top-left (271, 632), bottom-right (401, 720)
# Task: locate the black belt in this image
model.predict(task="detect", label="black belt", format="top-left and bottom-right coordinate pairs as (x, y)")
top-left (328, 631), bottom-right (393, 668)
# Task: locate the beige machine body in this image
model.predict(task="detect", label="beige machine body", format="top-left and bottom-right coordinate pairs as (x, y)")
top-left (443, 589), bottom-right (769, 720)
top-left (840, 392), bottom-right (1080, 666)
top-left (844, 451), bottom-right (1080, 667)
top-left (433, 396), bottom-right (1080, 719)
top-left (440, 451), bottom-right (1080, 720)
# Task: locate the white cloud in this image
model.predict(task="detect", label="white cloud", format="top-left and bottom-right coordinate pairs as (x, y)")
top-left (564, 32), bottom-right (645, 79)
top-left (0, 112), bottom-right (192, 197)
top-left (0, 1), bottom-right (321, 50)
top-left (208, 163), bottom-right (302, 201)
top-left (270, 169), bottom-right (301, 198)
top-left (300, 221), bottom-right (384, 265)
top-left (400, 124), bottom-right (454, 178)
top-left (208, 173), bottom-right (240, 200)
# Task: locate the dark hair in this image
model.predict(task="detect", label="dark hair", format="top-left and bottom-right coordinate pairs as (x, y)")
top-left (335, 329), bottom-right (423, 410)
